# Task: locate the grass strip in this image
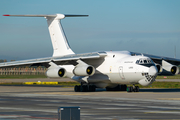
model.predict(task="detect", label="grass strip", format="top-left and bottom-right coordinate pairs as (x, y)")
top-left (156, 74), bottom-right (180, 79)
top-left (1, 74), bottom-right (180, 79)
top-left (0, 81), bottom-right (80, 87)
top-left (0, 81), bottom-right (180, 88)
top-left (0, 75), bottom-right (47, 79)
top-left (139, 81), bottom-right (180, 89)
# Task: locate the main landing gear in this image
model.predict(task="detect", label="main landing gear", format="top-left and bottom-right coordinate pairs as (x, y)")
top-left (74, 85), bottom-right (96, 92)
top-left (127, 85), bottom-right (139, 92)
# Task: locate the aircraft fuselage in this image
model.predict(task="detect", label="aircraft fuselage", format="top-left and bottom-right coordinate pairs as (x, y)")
top-left (63, 51), bottom-right (158, 88)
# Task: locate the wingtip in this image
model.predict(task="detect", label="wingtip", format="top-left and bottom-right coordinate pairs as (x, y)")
top-left (3, 14), bottom-right (10, 16)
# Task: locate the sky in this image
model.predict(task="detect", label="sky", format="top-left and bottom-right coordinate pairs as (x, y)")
top-left (0, 0), bottom-right (180, 61)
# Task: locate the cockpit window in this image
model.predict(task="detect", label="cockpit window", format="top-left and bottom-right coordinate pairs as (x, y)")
top-left (144, 60), bottom-right (147, 64)
top-left (136, 58), bottom-right (153, 64)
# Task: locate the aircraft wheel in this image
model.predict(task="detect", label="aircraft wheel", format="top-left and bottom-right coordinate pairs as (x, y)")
top-left (127, 86), bottom-right (133, 92)
top-left (135, 86), bottom-right (139, 92)
top-left (88, 85), bottom-right (96, 92)
top-left (80, 85), bottom-right (88, 92)
top-left (91, 85), bottom-right (96, 92)
top-left (89, 85), bottom-right (93, 92)
top-left (74, 85), bottom-right (80, 92)
top-left (115, 85), bottom-right (121, 91)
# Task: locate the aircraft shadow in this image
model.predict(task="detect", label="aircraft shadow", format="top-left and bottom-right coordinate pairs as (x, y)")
top-left (96, 88), bottom-right (180, 93)
top-left (139, 88), bottom-right (180, 92)
top-left (1, 85), bottom-right (180, 93)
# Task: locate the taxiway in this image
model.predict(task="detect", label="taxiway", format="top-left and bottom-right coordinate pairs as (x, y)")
top-left (0, 85), bottom-right (180, 120)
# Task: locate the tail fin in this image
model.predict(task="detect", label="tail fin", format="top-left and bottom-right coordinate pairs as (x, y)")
top-left (3, 14), bottom-right (88, 57)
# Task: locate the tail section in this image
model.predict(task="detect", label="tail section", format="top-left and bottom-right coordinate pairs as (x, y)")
top-left (3, 14), bottom-right (88, 57)
top-left (46, 14), bottom-right (74, 57)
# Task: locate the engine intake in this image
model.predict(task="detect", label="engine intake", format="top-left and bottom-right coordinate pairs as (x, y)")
top-left (73, 65), bottom-right (95, 76)
top-left (46, 67), bottom-right (66, 78)
top-left (162, 65), bottom-right (179, 75)
top-left (160, 60), bottom-right (179, 75)
top-left (155, 63), bottom-right (163, 74)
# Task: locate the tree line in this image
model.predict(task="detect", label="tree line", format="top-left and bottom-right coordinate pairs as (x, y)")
top-left (0, 59), bottom-right (16, 63)
top-left (0, 59), bottom-right (47, 75)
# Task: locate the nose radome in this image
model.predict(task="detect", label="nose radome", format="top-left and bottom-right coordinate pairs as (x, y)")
top-left (149, 66), bottom-right (158, 76)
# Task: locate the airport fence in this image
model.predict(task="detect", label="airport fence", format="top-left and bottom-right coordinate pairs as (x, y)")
top-left (0, 67), bottom-right (47, 75)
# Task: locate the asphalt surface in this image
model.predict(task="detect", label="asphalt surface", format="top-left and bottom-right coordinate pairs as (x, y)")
top-left (0, 85), bottom-right (180, 120)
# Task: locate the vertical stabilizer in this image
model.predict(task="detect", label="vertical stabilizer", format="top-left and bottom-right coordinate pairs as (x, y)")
top-left (46, 14), bottom-right (74, 57)
top-left (3, 14), bottom-right (88, 57)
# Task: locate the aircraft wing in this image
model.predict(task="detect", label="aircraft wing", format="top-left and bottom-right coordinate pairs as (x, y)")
top-left (131, 52), bottom-right (180, 65)
top-left (0, 52), bottom-right (107, 68)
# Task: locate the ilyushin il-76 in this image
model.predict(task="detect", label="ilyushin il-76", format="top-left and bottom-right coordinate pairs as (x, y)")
top-left (1, 14), bottom-right (180, 92)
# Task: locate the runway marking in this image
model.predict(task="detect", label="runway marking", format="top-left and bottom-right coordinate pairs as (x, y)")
top-left (24, 82), bottom-right (59, 85)
top-left (145, 106), bottom-right (180, 110)
top-left (95, 107), bottom-right (137, 110)
top-left (0, 107), bottom-right (57, 113)
top-left (157, 98), bottom-right (180, 100)
top-left (145, 111), bottom-right (180, 114)
top-left (110, 103), bottom-right (137, 107)
top-left (0, 115), bottom-right (30, 118)
top-left (94, 117), bottom-right (114, 119)
top-left (0, 114), bottom-right (57, 119)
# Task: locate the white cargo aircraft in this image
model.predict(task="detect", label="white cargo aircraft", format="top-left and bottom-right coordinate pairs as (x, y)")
top-left (1, 14), bottom-right (180, 92)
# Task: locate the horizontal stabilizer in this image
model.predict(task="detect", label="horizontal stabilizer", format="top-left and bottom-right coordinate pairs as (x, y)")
top-left (3, 14), bottom-right (88, 17)
top-left (3, 13), bottom-right (88, 57)
top-left (65, 15), bottom-right (89, 17)
top-left (3, 14), bottom-right (56, 17)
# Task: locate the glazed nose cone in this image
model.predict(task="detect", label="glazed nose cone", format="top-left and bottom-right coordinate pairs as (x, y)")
top-left (148, 66), bottom-right (158, 76)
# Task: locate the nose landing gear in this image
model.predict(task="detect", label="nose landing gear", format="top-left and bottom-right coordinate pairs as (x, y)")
top-left (127, 85), bottom-right (139, 92)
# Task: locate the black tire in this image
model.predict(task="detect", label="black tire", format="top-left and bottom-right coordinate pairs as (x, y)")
top-left (88, 85), bottom-right (93, 92)
top-left (135, 86), bottom-right (139, 92)
top-left (115, 85), bottom-right (121, 91)
top-left (74, 85), bottom-right (80, 92)
top-left (80, 85), bottom-right (88, 92)
top-left (91, 85), bottom-right (96, 92)
top-left (80, 85), bottom-right (83, 92)
top-left (127, 86), bottom-right (133, 92)
top-left (89, 85), bottom-right (96, 92)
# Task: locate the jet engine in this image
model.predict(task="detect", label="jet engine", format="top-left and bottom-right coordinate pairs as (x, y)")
top-left (160, 60), bottom-right (179, 75)
top-left (73, 65), bottom-right (95, 76)
top-left (46, 67), bottom-right (66, 78)
top-left (162, 65), bottom-right (179, 75)
top-left (155, 63), bottom-right (163, 74)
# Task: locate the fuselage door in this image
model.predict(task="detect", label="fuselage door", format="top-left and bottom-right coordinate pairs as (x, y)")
top-left (119, 66), bottom-right (125, 79)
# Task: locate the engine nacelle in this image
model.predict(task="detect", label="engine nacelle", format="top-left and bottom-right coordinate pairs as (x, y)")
top-left (155, 63), bottom-right (163, 74)
top-left (73, 65), bottom-right (95, 76)
top-left (160, 60), bottom-right (179, 75)
top-left (162, 65), bottom-right (179, 75)
top-left (46, 67), bottom-right (66, 78)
